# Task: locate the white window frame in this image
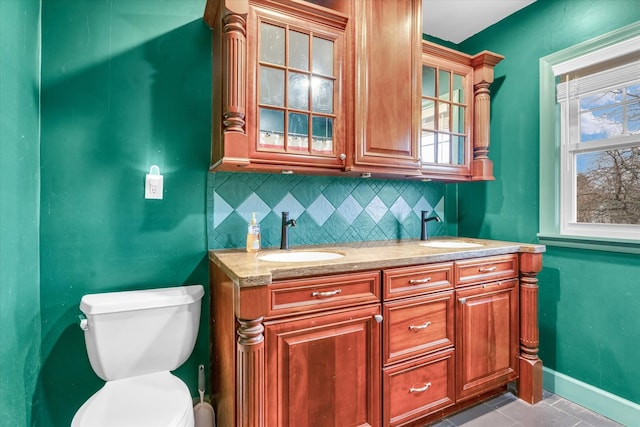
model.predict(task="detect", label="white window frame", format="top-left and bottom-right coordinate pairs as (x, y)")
top-left (539, 22), bottom-right (640, 252)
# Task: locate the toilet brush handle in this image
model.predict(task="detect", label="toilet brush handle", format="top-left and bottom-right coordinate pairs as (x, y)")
top-left (198, 364), bottom-right (206, 396)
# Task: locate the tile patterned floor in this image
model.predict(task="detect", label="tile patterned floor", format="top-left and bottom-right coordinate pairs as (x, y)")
top-left (427, 390), bottom-right (624, 427)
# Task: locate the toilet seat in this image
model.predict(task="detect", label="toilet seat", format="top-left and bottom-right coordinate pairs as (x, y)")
top-left (71, 371), bottom-right (194, 427)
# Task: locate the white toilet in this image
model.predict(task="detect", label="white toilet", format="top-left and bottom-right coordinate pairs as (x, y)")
top-left (71, 285), bottom-right (205, 427)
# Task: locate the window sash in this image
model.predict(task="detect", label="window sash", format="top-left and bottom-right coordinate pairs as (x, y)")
top-left (554, 39), bottom-right (640, 242)
top-left (558, 76), bottom-right (640, 240)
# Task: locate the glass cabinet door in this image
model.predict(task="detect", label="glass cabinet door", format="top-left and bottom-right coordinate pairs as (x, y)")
top-left (258, 21), bottom-right (336, 156)
top-left (420, 64), bottom-right (469, 167)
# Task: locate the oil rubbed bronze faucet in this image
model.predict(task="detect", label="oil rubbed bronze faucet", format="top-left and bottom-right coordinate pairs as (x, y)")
top-left (421, 210), bottom-right (441, 241)
top-left (280, 212), bottom-right (297, 250)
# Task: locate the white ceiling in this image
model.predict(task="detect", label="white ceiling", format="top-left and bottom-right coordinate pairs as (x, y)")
top-left (423, 0), bottom-right (536, 44)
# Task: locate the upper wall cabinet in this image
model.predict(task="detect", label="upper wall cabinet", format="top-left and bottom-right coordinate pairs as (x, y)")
top-left (346, 0), bottom-right (423, 177)
top-left (421, 41), bottom-right (504, 181)
top-left (204, 0), bottom-right (350, 174)
top-left (204, 0), bottom-right (504, 181)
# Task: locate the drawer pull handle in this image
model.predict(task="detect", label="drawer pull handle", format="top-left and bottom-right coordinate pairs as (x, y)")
top-left (479, 266), bottom-right (497, 273)
top-left (311, 289), bottom-right (342, 298)
top-left (409, 382), bottom-right (432, 393)
top-left (408, 277), bottom-right (432, 285)
top-left (409, 321), bottom-right (432, 331)
top-left (482, 281), bottom-right (502, 288)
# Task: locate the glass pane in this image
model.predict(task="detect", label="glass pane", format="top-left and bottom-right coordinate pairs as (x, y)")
top-left (579, 88), bottom-right (623, 111)
top-left (453, 73), bottom-right (465, 103)
top-left (259, 108), bottom-right (284, 148)
top-left (422, 66), bottom-right (435, 97)
top-left (312, 77), bottom-right (333, 113)
top-left (312, 37), bottom-right (333, 76)
top-left (629, 101), bottom-right (640, 135)
top-left (422, 99), bottom-right (435, 129)
top-left (260, 23), bottom-right (285, 65)
top-left (576, 148), bottom-right (640, 224)
top-left (579, 104), bottom-right (624, 142)
top-left (452, 105), bottom-right (465, 134)
top-left (260, 66), bottom-right (284, 106)
top-left (288, 112), bottom-right (309, 151)
top-left (452, 135), bottom-right (465, 165)
top-left (288, 72), bottom-right (309, 110)
top-left (439, 103), bottom-right (450, 132)
top-left (439, 70), bottom-right (450, 101)
top-left (438, 133), bottom-right (451, 163)
top-left (421, 131), bottom-right (435, 163)
top-left (312, 116), bottom-right (333, 153)
top-left (289, 31), bottom-right (309, 71)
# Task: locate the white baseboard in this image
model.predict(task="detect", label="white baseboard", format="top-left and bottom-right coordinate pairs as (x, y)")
top-left (543, 367), bottom-right (640, 427)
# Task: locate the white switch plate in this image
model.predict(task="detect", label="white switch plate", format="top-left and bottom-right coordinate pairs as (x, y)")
top-left (145, 174), bottom-right (163, 199)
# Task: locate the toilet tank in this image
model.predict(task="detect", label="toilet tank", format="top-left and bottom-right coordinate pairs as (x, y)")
top-left (79, 285), bottom-right (204, 381)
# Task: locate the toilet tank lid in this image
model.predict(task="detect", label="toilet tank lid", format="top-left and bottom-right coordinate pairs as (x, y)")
top-left (80, 285), bottom-right (204, 315)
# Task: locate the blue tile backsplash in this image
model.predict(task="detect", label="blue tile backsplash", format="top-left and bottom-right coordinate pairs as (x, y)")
top-left (207, 172), bottom-right (447, 250)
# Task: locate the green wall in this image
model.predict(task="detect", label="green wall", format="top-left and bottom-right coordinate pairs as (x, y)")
top-left (37, 1), bottom-right (211, 425)
top-left (455, 0), bottom-right (640, 404)
top-left (0, 1), bottom-right (41, 425)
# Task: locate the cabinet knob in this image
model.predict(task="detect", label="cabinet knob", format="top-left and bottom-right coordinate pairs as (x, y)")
top-left (373, 314), bottom-right (383, 323)
top-left (459, 297), bottom-right (467, 304)
top-left (339, 153), bottom-right (346, 161)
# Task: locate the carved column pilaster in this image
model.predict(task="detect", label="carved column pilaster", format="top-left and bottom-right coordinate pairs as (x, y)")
top-left (237, 317), bottom-right (265, 427)
top-left (222, 13), bottom-right (247, 134)
top-left (473, 82), bottom-right (491, 162)
top-left (471, 51), bottom-right (503, 180)
top-left (518, 253), bottom-right (543, 404)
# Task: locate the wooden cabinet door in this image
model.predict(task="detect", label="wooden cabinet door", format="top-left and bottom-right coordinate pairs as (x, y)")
top-left (455, 279), bottom-right (519, 401)
top-left (264, 304), bottom-right (382, 427)
top-left (351, 0), bottom-right (422, 175)
top-left (420, 46), bottom-right (474, 180)
top-left (245, 0), bottom-right (349, 172)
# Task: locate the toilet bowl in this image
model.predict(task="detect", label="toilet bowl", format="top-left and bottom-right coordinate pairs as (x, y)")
top-left (72, 285), bottom-right (204, 427)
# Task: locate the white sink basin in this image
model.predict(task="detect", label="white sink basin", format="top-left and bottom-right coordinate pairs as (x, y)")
top-left (420, 241), bottom-right (484, 249)
top-left (258, 251), bottom-right (344, 263)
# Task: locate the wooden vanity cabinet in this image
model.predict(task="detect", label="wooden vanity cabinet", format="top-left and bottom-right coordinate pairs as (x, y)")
top-left (455, 279), bottom-right (519, 401)
top-left (210, 266), bottom-right (382, 427)
top-left (210, 250), bottom-right (543, 427)
top-left (381, 263), bottom-right (456, 426)
top-left (454, 254), bottom-right (519, 401)
top-left (264, 304), bottom-right (381, 427)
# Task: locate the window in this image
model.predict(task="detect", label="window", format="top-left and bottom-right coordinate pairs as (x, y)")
top-left (557, 61), bottom-right (640, 239)
top-left (539, 22), bottom-right (640, 251)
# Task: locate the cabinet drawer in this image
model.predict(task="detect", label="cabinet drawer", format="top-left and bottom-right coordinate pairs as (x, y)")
top-left (267, 271), bottom-right (380, 317)
top-left (454, 254), bottom-right (518, 287)
top-left (383, 262), bottom-right (453, 300)
top-left (383, 291), bottom-right (454, 365)
top-left (383, 349), bottom-right (455, 427)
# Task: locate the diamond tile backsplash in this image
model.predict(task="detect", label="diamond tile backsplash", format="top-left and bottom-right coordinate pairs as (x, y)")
top-left (207, 172), bottom-right (446, 249)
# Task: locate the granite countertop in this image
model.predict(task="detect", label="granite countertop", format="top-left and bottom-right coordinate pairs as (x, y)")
top-left (209, 237), bottom-right (545, 287)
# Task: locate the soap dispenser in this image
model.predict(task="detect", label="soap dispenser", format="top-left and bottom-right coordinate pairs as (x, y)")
top-left (246, 212), bottom-right (261, 252)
